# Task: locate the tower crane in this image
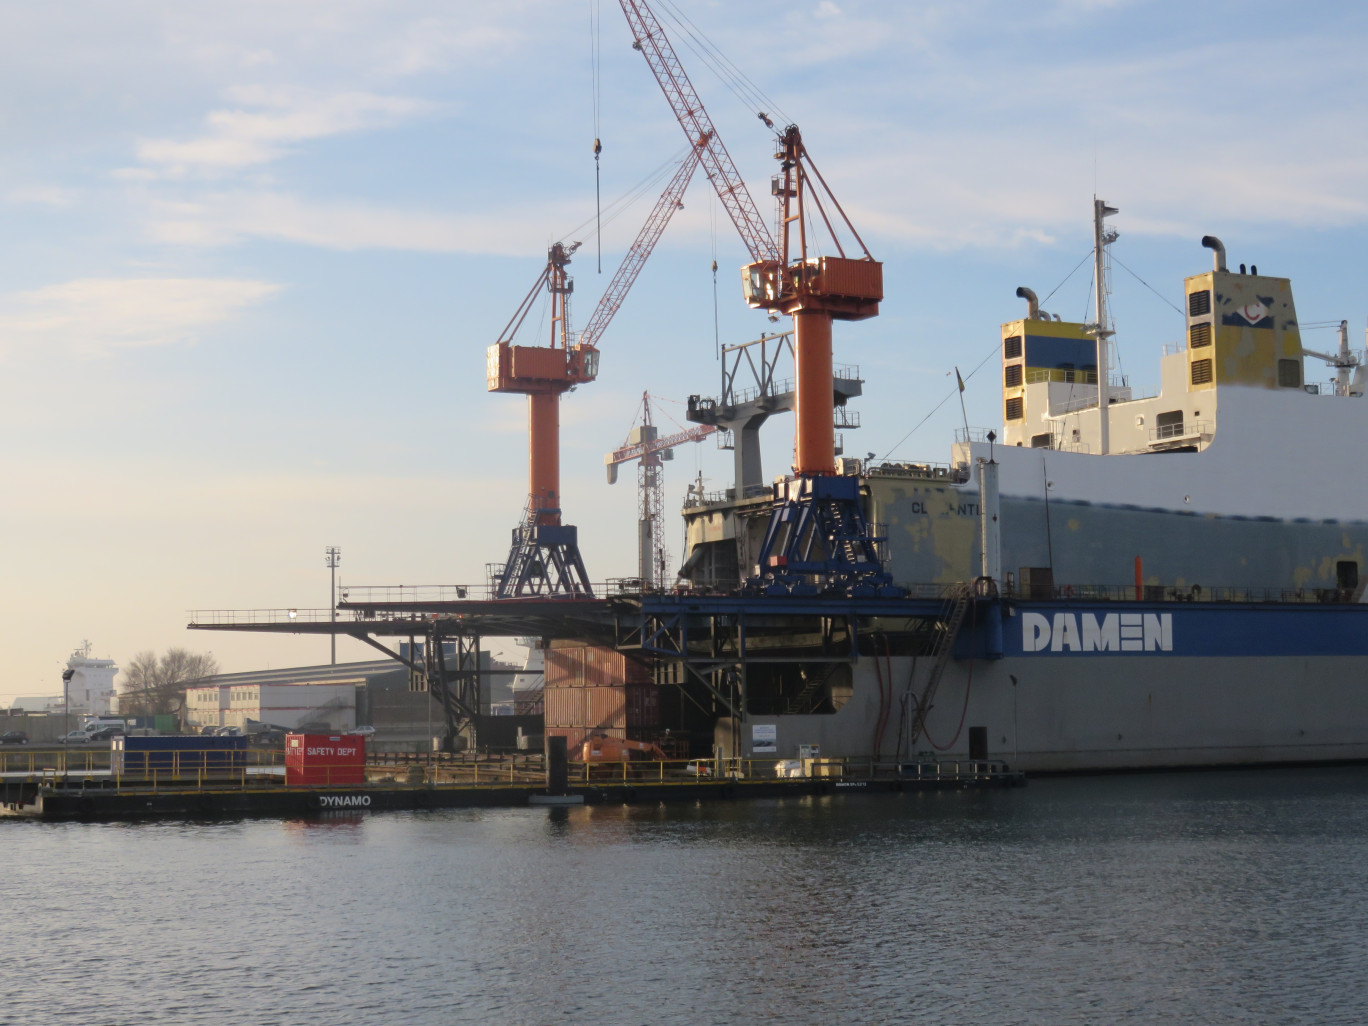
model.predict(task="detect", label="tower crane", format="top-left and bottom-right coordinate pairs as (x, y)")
top-left (487, 145), bottom-right (703, 598)
top-left (619, 0), bottom-right (897, 596)
top-left (604, 392), bottom-right (716, 588)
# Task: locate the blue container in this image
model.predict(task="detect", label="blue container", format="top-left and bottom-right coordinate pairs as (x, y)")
top-left (112, 734), bottom-right (248, 774)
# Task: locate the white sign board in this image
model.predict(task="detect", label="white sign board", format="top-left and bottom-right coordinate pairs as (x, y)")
top-left (752, 723), bottom-right (777, 753)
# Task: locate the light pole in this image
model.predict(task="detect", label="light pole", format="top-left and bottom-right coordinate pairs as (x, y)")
top-left (61, 667), bottom-right (74, 739)
top-left (325, 546), bottom-right (341, 666)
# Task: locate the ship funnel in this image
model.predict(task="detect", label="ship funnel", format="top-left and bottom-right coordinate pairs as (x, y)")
top-left (1015, 286), bottom-right (1043, 320)
top-left (1201, 235), bottom-right (1227, 272)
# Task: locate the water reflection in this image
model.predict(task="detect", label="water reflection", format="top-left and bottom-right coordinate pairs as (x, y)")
top-left (4, 768), bottom-right (1368, 1025)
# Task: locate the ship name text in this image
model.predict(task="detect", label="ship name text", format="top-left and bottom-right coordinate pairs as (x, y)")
top-left (1021, 612), bottom-right (1173, 653)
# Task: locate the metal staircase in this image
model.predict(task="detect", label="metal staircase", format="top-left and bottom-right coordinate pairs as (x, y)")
top-left (909, 585), bottom-right (971, 743)
top-left (784, 664), bottom-right (836, 715)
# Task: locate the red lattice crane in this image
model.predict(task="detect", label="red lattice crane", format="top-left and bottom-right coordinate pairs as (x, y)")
top-left (604, 392), bottom-right (716, 588)
top-left (486, 145), bottom-right (702, 598)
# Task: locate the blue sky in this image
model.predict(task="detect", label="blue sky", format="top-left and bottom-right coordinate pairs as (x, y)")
top-left (3, 0), bottom-right (1368, 700)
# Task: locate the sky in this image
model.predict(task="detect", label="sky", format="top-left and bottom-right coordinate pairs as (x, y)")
top-left (3, 0), bottom-right (1368, 702)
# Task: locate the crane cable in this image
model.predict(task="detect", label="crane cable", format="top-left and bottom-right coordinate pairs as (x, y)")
top-left (655, 0), bottom-right (790, 128)
top-left (590, 0), bottom-right (603, 272)
top-left (556, 144), bottom-right (692, 248)
top-left (710, 191), bottom-right (720, 360)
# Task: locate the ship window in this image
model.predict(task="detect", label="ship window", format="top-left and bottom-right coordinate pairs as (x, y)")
top-left (1030, 433), bottom-right (1051, 449)
top-left (1003, 335), bottom-right (1022, 359)
top-left (1004, 364), bottom-right (1023, 388)
top-left (1189, 322), bottom-right (1212, 348)
top-left (1277, 359), bottom-right (1302, 388)
top-left (1188, 289), bottom-right (1212, 316)
top-left (1191, 359), bottom-right (1213, 385)
top-left (1337, 561), bottom-right (1358, 591)
top-left (1005, 396), bottom-right (1024, 421)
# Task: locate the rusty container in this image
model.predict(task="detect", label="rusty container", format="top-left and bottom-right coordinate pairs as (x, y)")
top-left (814, 256), bottom-right (883, 301)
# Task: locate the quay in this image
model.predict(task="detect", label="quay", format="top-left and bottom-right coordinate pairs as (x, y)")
top-left (0, 746), bottom-right (1022, 822)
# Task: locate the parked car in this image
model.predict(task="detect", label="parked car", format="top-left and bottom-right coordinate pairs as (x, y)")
top-left (58, 730), bottom-right (96, 744)
top-left (683, 760), bottom-right (714, 777)
top-left (0, 730), bottom-right (29, 744)
top-left (346, 726), bottom-right (376, 737)
top-left (88, 726), bottom-right (124, 741)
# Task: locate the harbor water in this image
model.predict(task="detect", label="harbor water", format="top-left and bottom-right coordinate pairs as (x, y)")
top-left (4, 766), bottom-right (1368, 1025)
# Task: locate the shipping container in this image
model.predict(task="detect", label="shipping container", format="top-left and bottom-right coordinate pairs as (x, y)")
top-left (285, 733), bottom-right (366, 787)
top-left (544, 684), bottom-right (625, 731)
top-left (546, 725), bottom-right (622, 751)
top-left (112, 734), bottom-right (248, 774)
top-left (544, 642), bottom-right (650, 688)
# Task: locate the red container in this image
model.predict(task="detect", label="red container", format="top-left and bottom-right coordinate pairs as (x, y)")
top-left (285, 733), bottom-right (366, 787)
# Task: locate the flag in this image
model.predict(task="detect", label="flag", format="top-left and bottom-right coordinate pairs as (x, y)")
top-left (955, 367), bottom-right (965, 393)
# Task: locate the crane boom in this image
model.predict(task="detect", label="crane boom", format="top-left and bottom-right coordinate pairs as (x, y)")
top-left (605, 422), bottom-right (715, 467)
top-left (619, 0), bottom-right (776, 264)
top-left (579, 143), bottom-right (702, 348)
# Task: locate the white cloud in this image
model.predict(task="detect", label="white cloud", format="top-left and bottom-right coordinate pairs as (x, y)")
top-left (141, 189), bottom-right (584, 256)
top-left (0, 277), bottom-right (280, 354)
top-left (5, 185), bottom-right (80, 207)
top-left (135, 86), bottom-right (433, 176)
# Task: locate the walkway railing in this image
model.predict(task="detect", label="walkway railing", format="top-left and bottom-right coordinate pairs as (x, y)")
top-left (5, 747), bottom-right (1019, 791)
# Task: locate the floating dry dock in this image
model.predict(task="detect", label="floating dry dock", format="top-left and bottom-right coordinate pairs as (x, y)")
top-left (2, 758), bottom-right (1022, 822)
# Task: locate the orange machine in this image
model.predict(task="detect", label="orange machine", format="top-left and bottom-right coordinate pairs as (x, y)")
top-left (578, 732), bottom-right (669, 763)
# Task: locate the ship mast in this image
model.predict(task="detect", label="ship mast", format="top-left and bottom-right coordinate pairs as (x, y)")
top-left (1092, 199), bottom-right (1118, 455)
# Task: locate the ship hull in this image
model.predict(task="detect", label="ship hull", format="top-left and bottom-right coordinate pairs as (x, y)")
top-left (716, 599), bottom-right (1368, 773)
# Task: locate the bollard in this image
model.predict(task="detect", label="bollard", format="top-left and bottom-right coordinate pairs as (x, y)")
top-left (545, 736), bottom-right (568, 796)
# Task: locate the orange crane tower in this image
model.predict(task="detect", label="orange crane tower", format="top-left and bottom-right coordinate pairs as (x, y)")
top-left (487, 147), bottom-right (702, 597)
top-left (620, 0), bottom-right (896, 595)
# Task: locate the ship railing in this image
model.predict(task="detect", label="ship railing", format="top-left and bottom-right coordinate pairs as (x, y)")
top-left (1305, 380), bottom-right (1364, 398)
top-left (953, 427), bottom-right (995, 444)
top-left (866, 460), bottom-right (962, 481)
top-left (683, 484), bottom-right (773, 508)
top-left (1003, 582), bottom-right (1357, 605)
top-left (1150, 419), bottom-right (1212, 442)
top-left (1050, 385), bottom-right (1135, 416)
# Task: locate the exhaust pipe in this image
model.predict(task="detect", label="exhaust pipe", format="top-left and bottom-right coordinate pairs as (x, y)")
top-left (1201, 236), bottom-right (1227, 272)
top-left (1016, 286), bottom-right (1043, 320)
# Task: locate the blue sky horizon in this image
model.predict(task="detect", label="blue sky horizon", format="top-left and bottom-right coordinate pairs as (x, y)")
top-left (3, 0), bottom-right (1367, 702)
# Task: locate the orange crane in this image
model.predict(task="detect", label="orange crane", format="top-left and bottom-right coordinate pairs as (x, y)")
top-left (620, 0), bottom-right (895, 595)
top-left (605, 392), bottom-right (716, 588)
top-left (487, 146), bottom-right (703, 597)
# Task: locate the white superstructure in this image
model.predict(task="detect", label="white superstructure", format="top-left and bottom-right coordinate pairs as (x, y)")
top-left (63, 642), bottom-right (118, 718)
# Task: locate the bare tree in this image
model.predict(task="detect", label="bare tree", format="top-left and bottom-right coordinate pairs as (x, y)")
top-left (119, 648), bottom-right (219, 717)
